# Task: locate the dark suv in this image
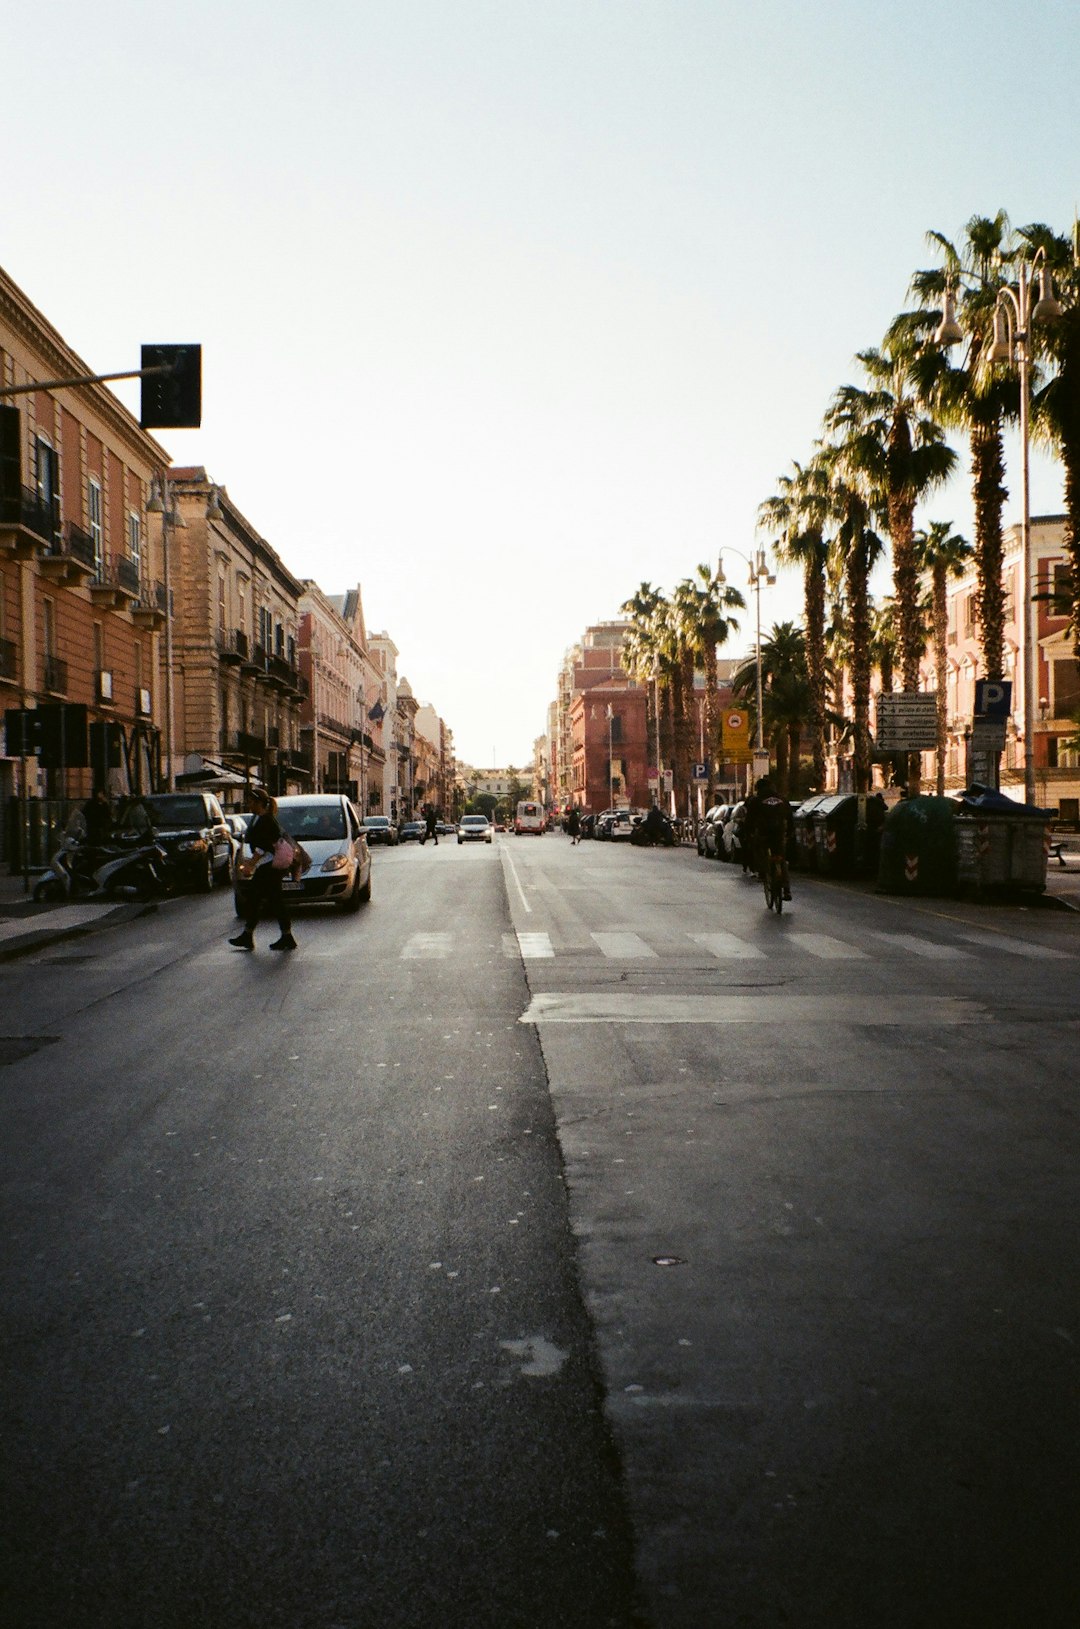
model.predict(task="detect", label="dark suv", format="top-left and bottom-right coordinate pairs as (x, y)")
top-left (128, 792), bottom-right (233, 891)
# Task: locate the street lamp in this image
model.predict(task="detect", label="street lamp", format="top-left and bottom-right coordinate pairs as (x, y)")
top-left (716, 545), bottom-right (775, 768)
top-left (936, 249), bottom-right (1062, 804)
top-left (606, 702), bottom-right (615, 810)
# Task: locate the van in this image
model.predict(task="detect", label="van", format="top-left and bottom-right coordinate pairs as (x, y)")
top-left (515, 800), bottom-right (545, 835)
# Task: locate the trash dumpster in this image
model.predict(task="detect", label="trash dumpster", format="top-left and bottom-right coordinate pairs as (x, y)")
top-left (952, 786), bottom-right (1052, 895)
top-left (812, 794), bottom-right (884, 877)
top-left (877, 796), bottom-right (958, 895)
top-left (792, 796), bottom-right (828, 872)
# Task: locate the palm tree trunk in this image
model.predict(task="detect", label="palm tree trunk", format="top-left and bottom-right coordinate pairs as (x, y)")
top-left (804, 553), bottom-right (828, 792)
top-left (971, 417), bottom-right (1008, 682)
top-left (933, 561), bottom-right (948, 796)
top-left (704, 646), bottom-right (719, 808)
top-left (847, 544), bottom-right (872, 793)
top-left (774, 724), bottom-right (789, 798)
top-left (890, 484), bottom-right (924, 794)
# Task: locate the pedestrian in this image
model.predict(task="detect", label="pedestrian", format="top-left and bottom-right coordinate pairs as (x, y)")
top-left (424, 803), bottom-right (439, 847)
top-left (81, 784), bottom-right (113, 847)
top-left (229, 786), bottom-right (297, 952)
top-left (567, 805), bottom-right (581, 846)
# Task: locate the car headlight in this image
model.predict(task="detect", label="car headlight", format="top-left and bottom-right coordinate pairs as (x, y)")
top-left (178, 837), bottom-right (208, 852)
top-left (321, 853), bottom-right (350, 872)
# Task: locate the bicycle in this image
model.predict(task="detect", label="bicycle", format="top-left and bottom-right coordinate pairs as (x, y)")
top-left (760, 843), bottom-right (786, 914)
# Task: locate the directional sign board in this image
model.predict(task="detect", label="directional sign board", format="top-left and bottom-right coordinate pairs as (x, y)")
top-left (875, 691), bottom-right (938, 751)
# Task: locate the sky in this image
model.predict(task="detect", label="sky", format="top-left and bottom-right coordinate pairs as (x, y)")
top-left (3, 0), bottom-right (1078, 768)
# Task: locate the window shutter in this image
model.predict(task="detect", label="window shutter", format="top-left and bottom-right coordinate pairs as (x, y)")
top-left (0, 406), bottom-right (21, 519)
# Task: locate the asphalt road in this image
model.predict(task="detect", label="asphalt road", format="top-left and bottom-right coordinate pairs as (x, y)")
top-left (3, 833), bottom-right (1080, 1628)
top-left (0, 842), bottom-right (642, 1629)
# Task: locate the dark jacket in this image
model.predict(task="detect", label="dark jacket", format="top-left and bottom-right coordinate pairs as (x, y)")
top-left (248, 811), bottom-right (284, 857)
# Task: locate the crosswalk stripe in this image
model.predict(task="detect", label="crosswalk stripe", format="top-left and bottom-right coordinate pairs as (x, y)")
top-left (401, 932), bottom-right (453, 959)
top-left (591, 931), bottom-right (658, 959)
top-left (872, 931), bottom-right (973, 960)
top-left (957, 930), bottom-right (1070, 960)
top-left (517, 931), bottom-right (555, 959)
top-left (690, 932), bottom-right (765, 960)
top-left (786, 932), bottom-right (868, 960)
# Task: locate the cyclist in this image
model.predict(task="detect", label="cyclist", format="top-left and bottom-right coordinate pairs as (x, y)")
top-left (742, 777), bottom-right (794, 901)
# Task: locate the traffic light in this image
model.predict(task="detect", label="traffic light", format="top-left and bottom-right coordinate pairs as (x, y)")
top-left (140, 344), bottom-right (201, 429)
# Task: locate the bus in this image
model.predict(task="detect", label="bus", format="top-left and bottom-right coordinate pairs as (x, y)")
top-left (514, 800), bottom-right (545, 835)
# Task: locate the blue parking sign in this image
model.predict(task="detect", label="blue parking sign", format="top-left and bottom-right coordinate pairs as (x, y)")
top-left (974, 679), bottom-right (1012, 719)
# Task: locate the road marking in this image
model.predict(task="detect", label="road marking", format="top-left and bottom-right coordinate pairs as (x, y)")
top-left (500, 845), bottom-right (532, 913)
top-left (401, 932), bottom-right (453, 959)
top-left (520, 992), bottom-right (985, 1025)
top-left (592, 931), bottom-right (658, 959)
top-left (690, 932), bottom-right (765, 960)
top-left (872, 932), bottom-right (973, 960)
top-left (957, 930), bottom-right (1071, 960)
top-left (517, 931), bottom-right (555, 959)
top-left (787, 933), bottom-right (868, 960)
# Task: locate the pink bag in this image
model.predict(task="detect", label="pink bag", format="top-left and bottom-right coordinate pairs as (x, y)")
top-left (271, 834), bottom-right (296, 871)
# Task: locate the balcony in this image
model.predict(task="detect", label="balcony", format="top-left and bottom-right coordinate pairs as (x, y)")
top-left (90, 556), bottom-right (139, 608)
top-left (216, 628), bottom-right (247, 665)
top-left (0, 636), bottom-right (16, 683)
top-left (38, 521), bottom-right (97, 585)
top-left (132, 579), bottom-right (168, 629)
top-left (225, 729), bottom-right (266, 759)
top-left (0, 485), bottom-right (58, 558)
top-left (283, 746), bottom-right (312, 775)
top-left (43, 654), bottom-right (68, 695)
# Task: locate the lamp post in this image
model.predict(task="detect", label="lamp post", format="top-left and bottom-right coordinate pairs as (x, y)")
top-left (606, 702), bottom-right (614, 810)
top-left (936, 249), bottom-right (1062, 804)
top-left (716, 545), bottom-right (775, 775)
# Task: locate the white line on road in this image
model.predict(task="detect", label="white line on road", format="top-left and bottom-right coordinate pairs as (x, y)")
top-left (500, 845), bottom-right (532, 914)
top-left (786, 933), bottom-right (868, 960)
top-left (957, 930), bottom-right (1071, 960)
top-left (517, 931), bottom-right (555, 959)
top-left (690, 932), bottom-right (765, 960)
top-left (520, 992), bottom-right (985, 1025)
top-left (873, 932), bottom-right (973, 960)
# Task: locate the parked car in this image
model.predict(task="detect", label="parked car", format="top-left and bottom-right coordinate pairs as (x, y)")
top-left (398, 821), bottom-right (425, 843)
top-left (234, 793), bottom-right (371, 915)
top-left (721, 801), bottom-right (748, 866)
top-left (363, 815), bottom-right (399, 846)
top-left (128, 791), bottom-right (233, 892)
top-left (437, 821), bottom-right (456, 836)
top-left (609, 811), bottom-right (634, 840)
top-left (698, 804), bottom-right (729, 859)
top-left (458, 814), bottom-right (493, 845)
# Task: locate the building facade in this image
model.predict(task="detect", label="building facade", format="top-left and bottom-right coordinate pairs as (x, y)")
top-left (1, 265), bottom-right (169, 861)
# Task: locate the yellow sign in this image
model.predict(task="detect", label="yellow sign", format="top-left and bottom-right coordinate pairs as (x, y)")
top-left (722, 709), bottom-right (750, 754)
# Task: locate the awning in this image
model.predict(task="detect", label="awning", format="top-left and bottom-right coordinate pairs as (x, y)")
top-left (175, 756), bottom-right (251, 790)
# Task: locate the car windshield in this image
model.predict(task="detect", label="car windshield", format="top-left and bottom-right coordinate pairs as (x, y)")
top-left (461, 817), bottom-right (488, 827)
top-left (141, 796), bottom-right (206, 827)
top-left (365, 817), bottom-right (389, 827)
top-left (282, 803), bottom-right (347, 840)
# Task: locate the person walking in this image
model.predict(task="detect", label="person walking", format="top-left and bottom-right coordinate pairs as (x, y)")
top-left (567, 805), bottom-right (581, 846)
top-left (81, 784), bottom-right (113, 847)
top-left (424, 803), bottom-right (439, 847)
top-left (229, 786), bottom-right (297, 951)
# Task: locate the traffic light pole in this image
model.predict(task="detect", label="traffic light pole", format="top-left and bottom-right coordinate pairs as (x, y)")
top-left (0, 363), bottom-right (173, 398)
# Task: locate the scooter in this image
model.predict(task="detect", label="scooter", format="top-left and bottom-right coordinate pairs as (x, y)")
top-left (33, 831), bottom-right (172, 903)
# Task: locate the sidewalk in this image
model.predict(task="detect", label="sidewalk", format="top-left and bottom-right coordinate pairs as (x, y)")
top-left (0, 867), bottom-right (148, 959)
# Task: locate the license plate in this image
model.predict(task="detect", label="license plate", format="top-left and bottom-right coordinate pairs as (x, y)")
top-left (281, 880), bottom-right (303, 892)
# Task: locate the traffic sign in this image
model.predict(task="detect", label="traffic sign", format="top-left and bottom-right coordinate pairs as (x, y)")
top-left (974, 679), bottom-right (1012, 719)
top-left (692, 762), bottom-right (707, 781)
top-left (875, 691), bottom-right (938, 750)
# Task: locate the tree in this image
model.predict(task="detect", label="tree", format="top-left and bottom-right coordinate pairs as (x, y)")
top-left (1017, 221), bottom-right (1080, 667)
top-left (818, 440), bottom-right (885, 791)
top-left (916, 520), bottom-right (973, 794)
top-left (620, 582), bottom-right (669, 802)
top-left (759, 452), bottom-right (832, 791)
top-left (732, 622), bottom-right (811, 798)
top-left (912, 212), bottom-right (1020, 683)
top-left (824, 318), bottom-right (956, 789)
top-left (672, 566), bottom-right (743, 807)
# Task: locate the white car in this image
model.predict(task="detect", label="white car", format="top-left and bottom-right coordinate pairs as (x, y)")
top-left (609, 811), bottom-right (634, 840)
top-left (458, 815), bottom-right (493, 844)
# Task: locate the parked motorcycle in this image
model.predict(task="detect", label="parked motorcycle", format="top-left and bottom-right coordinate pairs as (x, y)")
top-left (33, 831), bottom-right (172, 903)
top-left (630, 808), bottom-right (676, 847)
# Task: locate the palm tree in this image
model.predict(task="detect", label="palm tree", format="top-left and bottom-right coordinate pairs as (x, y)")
top-left (818, 439), bottom-right (885, 791)
top-left (732, 622), bottom-right (811, 798)
top-left (1017, 221), bottom-right (1080, 666)
top-left (825, 320), bottom-right (956, 790)
top-left (916, 520), bottom-right (973, 794)
top-left (620, 582), bottom-right (667, 800)
top-left (912, 212), bottom-right (1019, 682)
top-left (758, 452), bottom-right (832, 791)
top-left (673, 566), bottom-right (743, 807)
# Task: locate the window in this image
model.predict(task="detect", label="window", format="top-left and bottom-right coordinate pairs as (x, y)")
top-left (1052, 658), bottom-right (1080, 718)
top-left (128, 511), bottom-right (141, 575)
top-left (88, 478), bottom-right (103, 574)
top-left (609, 714), bottom-right (623, 743)
top-left (218, 573), bottom-right (226, 632)
top-left (275, 621), bottom-right (285, 657)
top-left (258, 605), bottom-right (272, 650)
top-left (35, 438), bottom-right (59, 536)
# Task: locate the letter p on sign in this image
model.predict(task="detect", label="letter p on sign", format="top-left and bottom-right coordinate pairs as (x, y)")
top-left (974, 679), bottom-right (1012, 719)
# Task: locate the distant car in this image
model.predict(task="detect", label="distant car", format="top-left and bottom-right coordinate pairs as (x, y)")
top-left (698, 804), bottom-right (729, 859)
top-left (458, 814), bottom-right (493, 845)
top-left (437, 821), bottom-right (456, 836)
top-left (363, 815), bottom-right (399, 846)
top-left (515, 800), bottom-right (545, 835)
top-left (594, 810), bottom-right (619, 841)
top-left (234, 792), bottom-right (371, 915)
top-left (128, 791), bottom-right (233, 892)
top-left (399, 821), bottom-right (424, 842)
top-left (722, 802), bottom-right (748, 865)
top-left (609, 811), bottom-right (634, 840)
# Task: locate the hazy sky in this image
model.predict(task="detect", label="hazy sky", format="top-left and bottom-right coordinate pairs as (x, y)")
top-left (4, 0), bottom-right (1077, 766)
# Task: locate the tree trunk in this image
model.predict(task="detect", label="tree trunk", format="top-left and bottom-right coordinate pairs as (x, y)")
top-left (704, 645), bottom-right (719, 808)
top-left (933, 561), bottom-right (948, 797)
top-left (804, 551), bottom-right (828, 792)
top-left (846, 541), bottom-right (873, 793)
top-left (971, 417), bottom-right (1008, 681)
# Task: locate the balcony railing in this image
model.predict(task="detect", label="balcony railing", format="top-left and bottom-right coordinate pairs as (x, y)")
top-left (284, 747), bottom-right (312, 774)
top-left (43, 654), bottom-right (68, 694)
top-left (116, 555), bottom-right (141, 593)
top-left (0, 636), bottom-right (16, 681)
top-left (0, 485), bottom-right (59, 542)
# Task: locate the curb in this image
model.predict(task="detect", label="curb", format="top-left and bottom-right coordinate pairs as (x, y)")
top-left (0, 900), bottom-right (156, 963)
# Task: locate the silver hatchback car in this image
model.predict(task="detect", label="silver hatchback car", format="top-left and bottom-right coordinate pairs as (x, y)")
top-left (233, 793), bottom-right (372, 915)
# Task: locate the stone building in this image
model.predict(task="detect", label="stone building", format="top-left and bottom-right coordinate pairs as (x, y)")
top-left (160, 467), bottom-right (308, 800)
